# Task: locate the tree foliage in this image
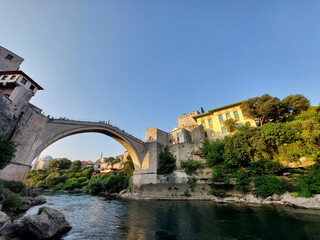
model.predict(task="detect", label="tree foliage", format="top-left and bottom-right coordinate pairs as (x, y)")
top-left (48, 158), bottom-right (72, 170)
top-left (0, 136), bottom-right (16, 169)
top-left (223, 119), bottom-right (238, 133)
top-left (201, 140), bottom-right (225, 167)
top-left (121, 155), bottom-right (134, 176)
top-left (157, 151), bottom-right (176, 174)
top-left (282, 94), bottom-right (310, 114)
top-left (241, 94), bottom-right (285, 125)
top-left (181, 159), bottom-right (204, 175)
top-left (70, 160), bottom-right (81, 172)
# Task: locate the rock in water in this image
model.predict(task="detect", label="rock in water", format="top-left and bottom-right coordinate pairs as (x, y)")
top-left (0, 207), bottom-right (72, 239)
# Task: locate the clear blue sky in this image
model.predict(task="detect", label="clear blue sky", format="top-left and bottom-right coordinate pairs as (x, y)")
top-left (1, 0), bottom-right (320, 161)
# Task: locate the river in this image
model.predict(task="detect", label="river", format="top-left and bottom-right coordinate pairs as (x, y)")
top-left (25, 193), bottom-right (320, 240)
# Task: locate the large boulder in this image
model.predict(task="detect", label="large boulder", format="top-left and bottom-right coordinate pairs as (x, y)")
top-left (0, 207), bottom-right (72, 239)
top-left (19, 196), bottom-right (47, 212)
top-left (0, 211), bottom-right (10, 227)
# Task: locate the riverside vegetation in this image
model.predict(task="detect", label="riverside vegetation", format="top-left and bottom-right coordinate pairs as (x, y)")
top-left (25, 155), bottom-right (134, 194)
top-left (179, 94), bottom-right (320, 199)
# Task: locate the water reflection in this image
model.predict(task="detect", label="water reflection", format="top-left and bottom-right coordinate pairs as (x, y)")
top-left (26, 193), bottom-right (320, 240)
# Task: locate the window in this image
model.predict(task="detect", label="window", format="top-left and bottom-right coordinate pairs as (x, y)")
top-left (208, 119), bottom-right (212, 126)
top-left (201, 121), bottom-right (205, 127)
top-left (10, 75), bottom-right (17, 80)
top-left (29, 85), bottom-right (35, 90)
top-left (221, 126), bottom-right (226, 133)
top-left (205, 132), bottom-right (208, 137)
top-left (246, 122), bottom-right (251, 126)
top-left (210, 130), bottom-right (215, 137)
top-left (234, 111), bottom-right (239, 118)
top-left (218, 115), bottom-right (223, 122)
top-left (237, 123), bottom-right (242, 127)
top-left (2, 75), bottom-right (8, 80)
top-left (21, 78), bottom-right (27, 85)
top-left (5, 54), bottom-right (14, 61)
top-left (226, 113), bottom-right (231, 119)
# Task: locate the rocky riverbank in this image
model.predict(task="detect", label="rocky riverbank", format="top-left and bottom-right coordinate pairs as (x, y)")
top-left (119, 191), bottom-right (320, 210)
top-left (0, 206), bottom-right (72, 240)
top-left (0, 184), bottom-right (72, 240)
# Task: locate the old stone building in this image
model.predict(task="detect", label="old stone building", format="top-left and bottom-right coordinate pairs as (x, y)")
top-left (193, 101), bottom-right (258, 140)
top-left (0, 46), bottom-right (46, 179)
top-left (0, 46), bottom-right (24, 71)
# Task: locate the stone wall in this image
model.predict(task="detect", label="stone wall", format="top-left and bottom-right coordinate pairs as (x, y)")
top-left (0, 92), bottom-right (15, 138)
top-left (0, 46), bottom-right (24, 71)
top-left (0, 103), bottom-right (48, 181)
top-left (178, 111), bottom-right (199, 131)
top-left (145, 127), bottom-right (168, 147)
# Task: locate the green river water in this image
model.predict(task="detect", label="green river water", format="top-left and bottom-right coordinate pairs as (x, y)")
top-left (25, 193), bottom-right (320, 240)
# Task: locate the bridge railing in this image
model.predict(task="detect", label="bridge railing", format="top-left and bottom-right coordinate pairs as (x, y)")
top-left (45, 115), bottom-right (144, 143)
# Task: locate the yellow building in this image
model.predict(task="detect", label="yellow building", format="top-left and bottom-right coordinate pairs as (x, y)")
top-left (193, 100), bottom-right (257, 140)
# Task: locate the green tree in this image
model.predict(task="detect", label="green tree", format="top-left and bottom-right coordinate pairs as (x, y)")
top-left (70, 160), bottom-right (81, 172)
top-left (201, 140), bottom-right (225, 167)
top-left (157, 151), bottom-right (176, 174)
top-left (241, 94), bottom-right (285, 125)
top-left (282, 94), bottom-right (310, 114)
top-left (223, 119), bottom-right (238, 133)
top-left (48, 158), bottom-right (72, 170)
top-left (0, 136), bottom-right (16, 169)
top-left (121, 155), bottom-right (134, 176)
top-left (224, 128), bottom-right (258, 167)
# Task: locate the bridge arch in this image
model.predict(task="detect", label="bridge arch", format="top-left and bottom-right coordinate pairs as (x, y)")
top-left (34, 120), bottom-right (146, 171)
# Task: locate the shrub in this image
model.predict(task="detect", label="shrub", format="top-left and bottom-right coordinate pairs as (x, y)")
top-left (121, 155), bottom-right (134, 176)
top-left (201, 140), bottom-right (225, 167)
top-left (254, 175), bottom-right (286, 197)
top-left (157, 152), bottom-right (176, 175)
top-left (181, 189), bottom-right (191, 197)
top-left (211, 165), bottom-right (226, 183)
top-left (63, 181), bottom-right (82, 190)
top-left (51, 182), bottom-right (64, 191)
top-left (102, 173), bottom-right (129, 193)
top-left (234, 171), bottom-right (250, 191)
top-left (87, 178), bottom-right (103, 194)
top-left (296, 161), bottom-right (320, 197)
top-left (0, 136), bottom-right (16, 169)
top-left (82, 167), bottom-right (94, 179)
top-left (181, 159), bottom-right (203, 175)
top-left (2, 193), bottom-right (22, 210)
top-left (224, 129), bottom-right (257, 168)
top-left (208, 186), bottom-right (225, 197)
top-left (187, 177), bottom-right (197, 192)
top-left (3, 181), bottom-right (25, 194)
top-left (259, 122), bottom-right (299, 149)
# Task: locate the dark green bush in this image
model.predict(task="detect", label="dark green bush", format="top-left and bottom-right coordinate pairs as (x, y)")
top-left (157, 151), bottom-right (176, 175)
top-left (181, 189), bottom-right (191, 197)
top-left (87, 178), bottom-right (103, 194)
top-left (187, 177), bottom-right (197, 191)
top-left (181, 159), bottom-right (203, 175)
top-left (0, 136), bottom-right (16, 170)
top-left (2, 193), bottom-right (22, 210)
top-left (296, 161), bottom-right (320, 197)
top-left (201, 140), bottom-right (225, 167)
top-left (254, 175), bottom-right (286, 197)
top-left (3, 181), bottom-right (25, 194)
top-left (234, 171), bottom-right (250, 191)
top-left (102, 173), bottom-right (129, 193)
top-left (211, 165), bottom-right (226, 183)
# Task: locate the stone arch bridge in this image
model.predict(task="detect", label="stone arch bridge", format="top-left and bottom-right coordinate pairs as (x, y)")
top-left (0, 117), bottom-right (162, 185)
